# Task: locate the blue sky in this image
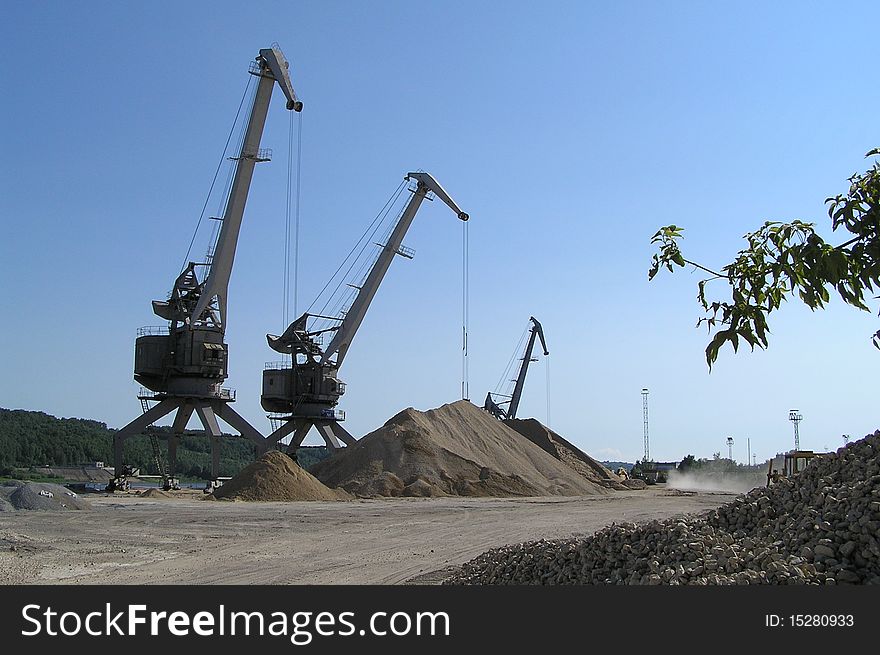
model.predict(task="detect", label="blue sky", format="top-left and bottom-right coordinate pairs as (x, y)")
top-left (2, 1), bottom-right (878, 464)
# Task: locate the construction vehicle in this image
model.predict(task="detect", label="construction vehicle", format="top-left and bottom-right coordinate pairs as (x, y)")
top-left (107, 45), bottom-right (303, 492)
top-left (484, 317), bottom-right (549, 420)
top-left (766, 450), bottom-right (828, 485)
top-left (261, 172), bottom-right (469, 453)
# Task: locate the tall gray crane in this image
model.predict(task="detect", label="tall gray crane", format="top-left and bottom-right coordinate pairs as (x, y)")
top-left (108, 45), bottom-right (303, 491)
top-left (484, 316), bottom-right (549, 420)
top-left (261, 172), bottom-right (469, 453)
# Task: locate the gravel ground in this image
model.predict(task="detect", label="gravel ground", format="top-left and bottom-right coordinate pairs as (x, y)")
top-left (0, 487), bottom-right (731, 584)
top-left (447, 431), bottom-right (880, 585)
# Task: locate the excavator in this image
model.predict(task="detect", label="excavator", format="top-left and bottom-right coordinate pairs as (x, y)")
top-left (108, 45), bottom-right (303, 492)
top-left (484, 317), bottom-right (549, 420)
top-left (260, 172), bottom-right (469, 453)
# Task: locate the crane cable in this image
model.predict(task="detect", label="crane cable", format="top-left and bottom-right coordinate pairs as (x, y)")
top-left (461, 217), bottom-right (470, 400)
top-left (283, 107), bottom-right (303, 333)
top-left (181, 74), bottom-right (255, 273)
top-left (494, 326), bottom-right (529, 395)
top-left (306, 181), bottom-right (406, 320)
top-left (545, 352), bottom-right (552, 428)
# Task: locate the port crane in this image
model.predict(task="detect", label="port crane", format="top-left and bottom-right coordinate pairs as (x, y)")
top-left (261, 172), bottom-right (469, 453)
top-left (484, 316), bottom-right (549, 420)
top-left (108, 45), bottom-right (303, 491)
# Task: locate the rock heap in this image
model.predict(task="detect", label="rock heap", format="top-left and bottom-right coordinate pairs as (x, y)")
top-left (0, 481), bottom-right (92, 511)
top-left (447, 431), bottom-right (880, 585)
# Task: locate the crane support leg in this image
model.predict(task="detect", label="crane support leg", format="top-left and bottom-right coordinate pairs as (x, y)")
top-left (286, 420), bottom-right (314, 454)
top-left (211, 436), bottom-right (221, 482)
top-left (195, 404), bottom-right (224, 485)
top-left (112, 398), bottom-right (181, 482)
top-left (313, 421), bottom-right (357, 450)
top-left (215, 403), bottom-right (268, 448)
top-left (262, 420), bottom-right (301, 454)
top-left (169, 403), bottom-right (195, 480)
top-left (326, 421), bottom-right (357, 447)
top-left (315, 422), bottom-right (342, 449)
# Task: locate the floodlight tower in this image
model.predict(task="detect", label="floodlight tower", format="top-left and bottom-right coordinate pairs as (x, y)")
top-left (641, 388), bottom-right (650, 461)
top-left (727, 436), bottom-right (734, 462)
top-left (788, 409), bottom-right (803, 451)
top-left (843, 434), bottom-right (850, 446)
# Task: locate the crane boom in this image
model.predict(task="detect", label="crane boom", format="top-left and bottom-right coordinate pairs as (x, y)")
top-left (320, 172), bottom-right (469, 366)
top-left (485, 316), bottom-right (550, 420)
top-left (507, 316), bottom-right (549, 419)
top-left (186, 45), bottom-right (302, 331)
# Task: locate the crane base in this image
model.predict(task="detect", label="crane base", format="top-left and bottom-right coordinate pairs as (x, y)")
top-left (110, 397), bottom-right (265, 490)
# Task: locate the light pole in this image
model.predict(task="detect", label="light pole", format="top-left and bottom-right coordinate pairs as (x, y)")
top-left (789, 410), bottom-right (803, 451)
top-left (727, 436), bottom-right (734, 462)
top-left (641, 388), bottom-right (650, 462)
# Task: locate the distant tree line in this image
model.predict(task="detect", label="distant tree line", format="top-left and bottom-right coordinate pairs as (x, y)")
top-left (0, 408), bottom-right (329, 479)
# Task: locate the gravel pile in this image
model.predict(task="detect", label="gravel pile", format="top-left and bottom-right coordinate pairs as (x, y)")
top-left (0, 481), bottom-right (92, 511)
top-left (447, 431), bottom-right (880, 585)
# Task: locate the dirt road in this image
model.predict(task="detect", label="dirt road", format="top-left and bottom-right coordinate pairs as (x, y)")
top-left (0, 489), bottom-right (735, 585)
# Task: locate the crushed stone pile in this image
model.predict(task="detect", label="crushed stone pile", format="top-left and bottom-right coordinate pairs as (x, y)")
top-left (212, 451), bottom-right (349, 502)
top-left (310, 400), bottom-right (608, 498)
top-left (504, 419), bottom-right (627, 490)
top-left (446, 431), bottom-right (880, 585)
top-left (0, 481), bottom-right (92, 511)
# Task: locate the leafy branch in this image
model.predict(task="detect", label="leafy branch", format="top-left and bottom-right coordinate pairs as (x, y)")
top-left (649, 148), bottom-right (880, 368)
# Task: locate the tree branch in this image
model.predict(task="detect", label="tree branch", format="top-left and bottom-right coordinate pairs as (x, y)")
top-left (684, 259), bottom-right (727, 278)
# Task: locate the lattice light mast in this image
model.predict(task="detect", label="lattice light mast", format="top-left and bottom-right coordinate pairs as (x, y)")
top-left (789, 409), bottom-right (803, 450)
top-left (727, 436), bottom-right (734, 462)
top-left (642, 388), bottom-right (650, 462)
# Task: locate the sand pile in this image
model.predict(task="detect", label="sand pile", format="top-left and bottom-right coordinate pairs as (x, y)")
top-left (504, 419), bottom-right (627, 490)
top-left (212, 451), bottom-right (348, 502)
top-left (310, 400), bottom-right (608, 498)
top-left (0, 481), bottom-right (92, 511)
top-left (447, 430), bottom-right (880, 585)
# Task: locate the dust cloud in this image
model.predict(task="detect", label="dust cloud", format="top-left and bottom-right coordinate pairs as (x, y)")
top-left (667, 469), bottom-right (764, 494)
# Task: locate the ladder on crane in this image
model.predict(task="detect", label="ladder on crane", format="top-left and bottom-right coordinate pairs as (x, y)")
top-left (140, 395), bottom-right (175, 490)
